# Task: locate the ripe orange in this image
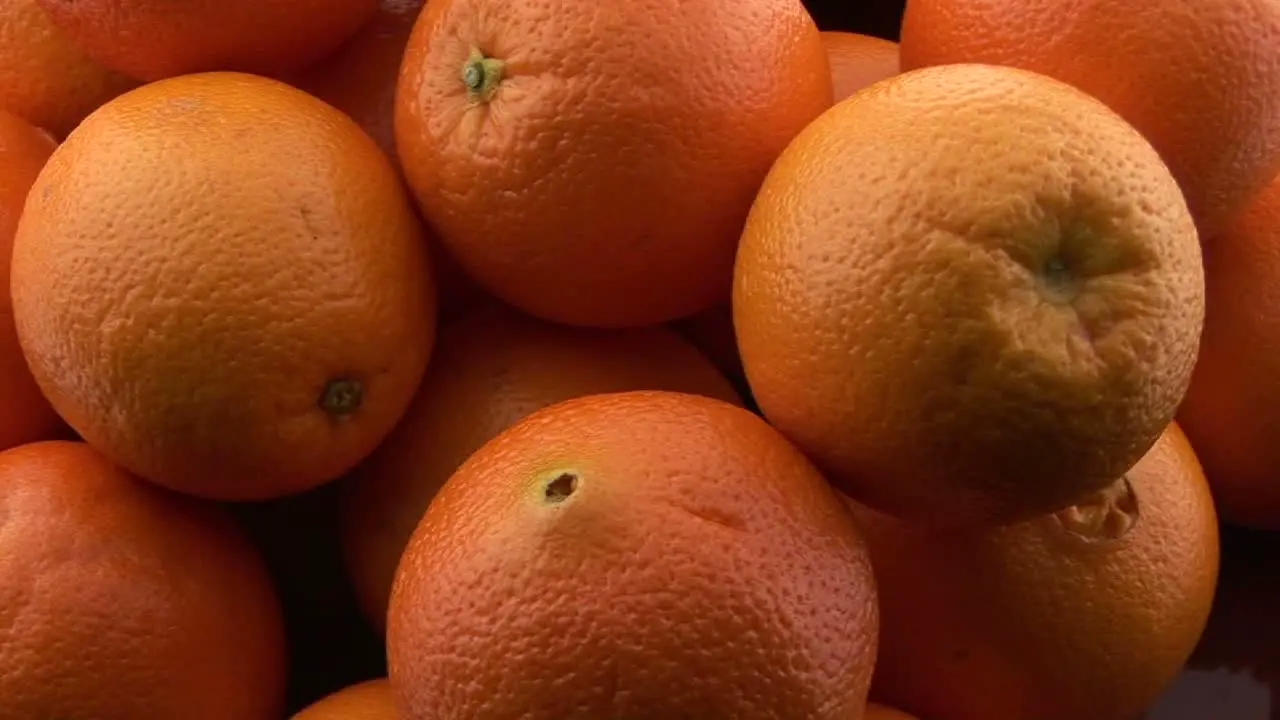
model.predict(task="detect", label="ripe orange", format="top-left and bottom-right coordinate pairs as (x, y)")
top-left (341, 304), bottom-right (742, 631)
top-left (0, 440), bottom-right (287, 718)
top-left (293, 0), bottom-right (424, 163)
top-left (670, 302), bottom-right (749, 395)
top-left (387, 390), bottom-right (878, 719)
top-left (820, 31), bottom-right (900, 102)
top-left (0, 110), bottom-right (61, 453)
top-left (733, 63), bottom-right (1205, 526)
top-left (1178, 172), bottom-right (1280, 529)
top-left (35, 0), bottom-right (380, 82)
top-left (0, 0), bottom-right (136, 137)
top-left (394, 0), bottom-right (833, 327)
top-left (899, 0), bottom-right (1280, 236)
top-left (865, 703), bottom-right (919, 720)
top-left (11, 72), bottom-right (436, 501)
top-left (852, 422), bottom-right (1219, 720)
top-left (292, 678), bottom-right (397, 719)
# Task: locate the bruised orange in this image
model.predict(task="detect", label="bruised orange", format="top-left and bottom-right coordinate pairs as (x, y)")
top-left (387, 390), bottom-right (878, 719)
top-left (734, 63), bottom-right (1204, 526)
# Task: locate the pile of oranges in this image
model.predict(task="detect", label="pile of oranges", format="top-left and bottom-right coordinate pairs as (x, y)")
top-left (1, 0), bottom-right (1277, 717)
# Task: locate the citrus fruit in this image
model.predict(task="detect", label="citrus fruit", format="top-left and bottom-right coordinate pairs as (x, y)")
top-left (669, 303), bottom-right (749, 397)
top-left (733, 63), bottom-right (1205, 526)
top-left (35, 0), bottom-right (381, 82)
top-left (11, 72), bottom-right (436, 501)
top-left (293, 0), bottom-right (424, 162)
top-left (866, 703), bottom-right (919, 720)
top-left (292, 678), bottom-right (397, 719)
top-left (0, 110), bottom-right (62, 452)
top-left (394, 0), bottom-right (833, 327)
top-left (0, 440), bottom-right (288, 719)
top-left (387, 390), bottom-right (878, 719)
top-left (1178, 171), bottom-right (1280, 529)
top-left (341, 304), bottom-right (742, 631)
top-left (820, 31), bottom-right (900, 102)
top-left (852, 421), bottom-right (1219, 720)
top-left (899, 0), bottom-right (1280, 236)
top-left (0, 0), bottom-right (136, 138)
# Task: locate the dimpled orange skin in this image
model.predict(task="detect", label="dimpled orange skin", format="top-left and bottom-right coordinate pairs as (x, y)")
top-left (292, 678), bottom-right (398, 720)
top-left (0, 111), bottom-right (61, 453)
top-left (0, 441), bottom-right (288, 719)
top-left (733, 63), bottom-right (1205, 527)
top-left (900, 0), bottom-right (1280, 237)
top-left (854, 422), bottom-right (1219, 720)
top-left (10, 72), bottom-right (436, 501)
top-left (341, 304), bottom-right (742, 632)
top-left (0, 0), bottom-right (137, 138)
top-left (394, 0), bottom-right (834, 328)
top-left (820, 31), bottom-right (900, 103)
top-left (1178, 173), bottom-right (1280, 529)
top-left (387, 390), bottom-right (879, 720)
top-left (34, 0), bottom-right (381, 82)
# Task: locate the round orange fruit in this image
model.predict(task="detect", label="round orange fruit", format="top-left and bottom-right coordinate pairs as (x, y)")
top-left (0, 0), bottom-right (136, 138)
top-left (11, 72), bottom-right (436, 501)
top-left (733, 63), bottom-right (1204, 526)
top-left (865, 703), bottom-right (920, 720)
top-left (853, 422), bottom-right (1219, 720)
top-left (899, 0), bottom-right (1280, 236)
top-left (0, 440), bottom-right (288, 719)
top-left (394, 0), bottom-right (833, 327)
top-left (0, 110), bottom-right (62, 452)
top-left (341, 304), bottom-right (742, 631)
top-left (292, 678), bottom-right (397, 720)
top-left (387, 390), bottom-right (878, 719)
top-left (1178, 171), bottom-right (1280, 529)
top-left (35, 0), bottom-right (381, 82)
top-left (820, 31), bottom-right (900, 102)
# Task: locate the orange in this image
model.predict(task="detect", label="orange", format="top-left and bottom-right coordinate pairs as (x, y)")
top-left (292, 678), bottom-right (397, 719)
top-left (820, 31), bottom-right (900, 102)
top-left (669, 302), bottom-right (749, 398)
top-left (293, 0), bottom-right (424, 163)
top-left (865, 703), bottom-right (920, 720)
top-left (0, 0), bottom-right (136, 138)
top-left (733, 63), bottom-right (1205, 526)
top-left (387, 390), bottom-right (878, 719)
top-left (35, 0), bottom-right (380, 82)
top-left (288, 0), bottom-right (490, 324)
top-left (394, 0), bottom-right (833, 327)
top-left (852, 422), bottom-right (1219, 720)
top-left (11, 72), bottom-right (436, 501)
top-left (899, 0), bottom-right (1280, 236)
top-left (1178, 172), bottom-right (1280, 529)
top-left (0, 110), bottom-right (61, 452)
top-left (341, 304), bottom-right (742, 631)
top-left (0, 440), bottom-right (287, 719)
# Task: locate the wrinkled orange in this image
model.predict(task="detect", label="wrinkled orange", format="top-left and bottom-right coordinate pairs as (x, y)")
top-left (734, 63), bottom-right (1204, 526)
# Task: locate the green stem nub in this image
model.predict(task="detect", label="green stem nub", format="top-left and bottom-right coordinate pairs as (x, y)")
top-left (461, 47), bottom-right (506, 104)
